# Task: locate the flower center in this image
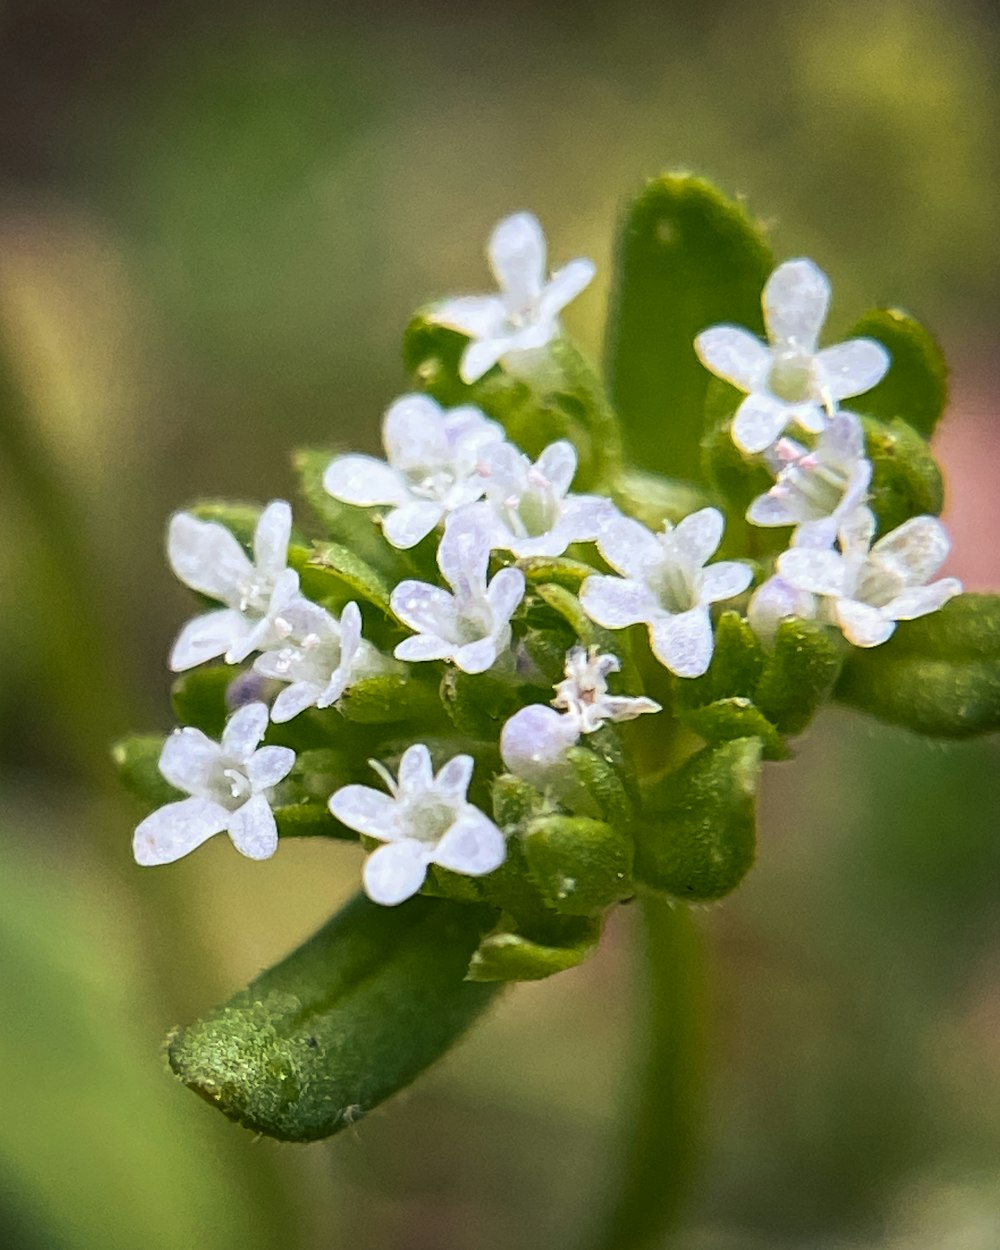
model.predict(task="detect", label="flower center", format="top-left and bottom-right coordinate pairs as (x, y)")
top-left (407, 796), bottom-right (456, 845)
top-left (768, 349), bottom-right (816, 403)
top-left (406, 465), bottom-right (458, 503)
top-left (209, 764), bottom-right (254, 810)
top-left (651, 559), bottom-right (697, 614)
top-left (238, 575), bottom-right (274, 615)
top-left (781, 454), bottom-right (849, 518)
top-left (505, 478), bottom-right (559, 538)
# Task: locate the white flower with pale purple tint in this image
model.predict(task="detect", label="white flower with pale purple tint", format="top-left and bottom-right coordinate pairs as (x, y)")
top-left (499, 704), bottom-right (582, 796)
top-left (747, 575), bottom-right (818, 645)
top-left (695, 258), bottom-right (890, 455)
top-left (254, 599), bottom-right (394, 723)
top-left (168, 500), bottom-right (301, 670)
top-left (469, 439), bottom-right (614, 559)
top-left (428, 211), bottom-right (595, 383)
top-left (552, 646), bottom-right (661, 733)
top-left (777, 508), bottom-right (962, 648)
top-left (329, 744), bottom-right (506, 906)
top-left (580, 508), bottom-right (752, 678)
top-left (132, 702), bottom-right (294, 866)
top-left (747, 411), bottom-right (872, 547)
top-left (322, 394), bottom-right (505, 549)
top-left (390, 509), bottom-right (525, 674)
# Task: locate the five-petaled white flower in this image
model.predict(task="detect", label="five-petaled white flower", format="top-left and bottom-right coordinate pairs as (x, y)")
top-left (695, 258), bottom-right (890, 455)
top-left (552, 646), bottom-right (661, 733)
top-left (133, 702), bottom-right (294, 866)
top-left (254, 599), bottom-right (393, 723)
top-left (329, 744), bottom-right (506, 906)
top-left (322, 394), bottom-right (505, 549)
top-left (168, 500), bottom-right (300, 670)
top-left (580, 507), bottom-right (752, 678)
top-left (390, 509), bottom-right (526, 673)
top-left (777, 507), bottom-right (961, 647)
top-left (470, 439), bottom-right (614, 558)
top-left (429, 211), bottom-right (596, 384)
top-left (747, 411), bottom-right (872, 547)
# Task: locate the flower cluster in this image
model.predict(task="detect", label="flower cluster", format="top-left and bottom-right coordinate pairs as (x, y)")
top-left (124, 207), bottom-right (965, 934)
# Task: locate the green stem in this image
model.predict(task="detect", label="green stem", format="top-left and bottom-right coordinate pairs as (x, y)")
top-left (594, 896), bottom-right (705, 1250)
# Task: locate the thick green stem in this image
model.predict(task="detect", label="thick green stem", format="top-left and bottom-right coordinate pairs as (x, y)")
top-left (594, 896), bottom-right (705, 1250)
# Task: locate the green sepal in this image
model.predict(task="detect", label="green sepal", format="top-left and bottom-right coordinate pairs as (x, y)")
top-left (634, 737), bottom-right (761, 900)
top-left (567, 741), bottom-right (635, 825)
top-left (605, 172), bottom-right (772, 482)
top-left (292, 449), bottom-right (391, 566)
top-left (522, 814), bottom-right (633, 915)
top-left (518, 555), bottom-right (596, 592)
top-left (611, 468), bottom-right (715, 531)
top-left (466, 915), bottom-right (600, 983)
top-left (755, 618), bottom-right (846, 736)
top-left (171, 665), bottom-right (232, 737)
top-left (861, 415), bottom-right (944, 533)
top-left (681, 698), bottom-right (787, 761)
top-left (337, 672), bottom-right (442, 725)
top-left (439, 666), bottom-right (525, 739)
top-left (835, 594), bottom-right (1000, 738)
top-left (112, 734), bottom-right (179, 808)
top-left (402, 315), bottom-right (621, 490)
top-left (293, 542), bottom-right (395, 617)
top-left (166, 893), bottom-right (500, 1142)
top-left (849, 307), bottom-right (948, 438)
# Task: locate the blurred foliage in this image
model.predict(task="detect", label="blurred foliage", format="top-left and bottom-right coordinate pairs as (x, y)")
top-left (1, 0), bottom-right (999, 1245)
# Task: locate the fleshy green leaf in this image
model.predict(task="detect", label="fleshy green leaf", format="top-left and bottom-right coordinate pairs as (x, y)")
top-left (755, 618), bottom-right (845, 736)
top-left (605, 172), bottom-right (772, 482)
top-left (439, 667), bottom-right (526, 739)
top-left (294, 542), bottom-right (394, 616)
top-left (112, 735), bottom-right (178, 808)
top-left (522, 814), bottom-right (633, 915)
top-left (567, 742), bottom-right (634, 825)
top-left (862, 416), bottom-right (944, 534)
top-left (701, 414), bottom-right (775, 541)
top-left (171, 665), bottom-right (232, 737)
top-left (518, 554), bottom-right (596, 592)
top-left (611, 468), bottom-right (715, 531)
top-left (337, 673), bottom-right (442, 725)
top-left (466, 915), bottom-right (600, 983)
top-left (634, 737), bottom-right (761, 901)
top-left (189, 501), bottom-right (263, 547)
top-left (680, 697), bottom-right (787, 761)
top-left (273, 802), bottom-right (356, 841)
top-left (492, 773), bottom-right (546, 830)
top-left (292, 448), bottom-right (390, 565)
top-left (678, 611), bottom-right (766, 707)
top-left (849, 307), bottom-right (948, 439)
top-left (167, 893), bottom-right (500, 1142)
top-left (836, 594), bottom-right (1000, 738)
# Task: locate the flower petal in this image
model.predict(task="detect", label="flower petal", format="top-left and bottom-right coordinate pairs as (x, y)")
top-left (763, 258), bottom-right (830, 350)
top-left (394, 634), bottom-right (455, 663)
top-left (648, 608), bottom-right (714, 678)
top-left (227, 794), bottom-right (279, 860)
top-left (221, 702), bottom-right (269, 761)
top-left (437, 509), bottom-right (491, 597)
top-left (363, 840), bottom-right (429, 906)
top-left (159, 727), bottom-right (221, 794)
top-left (398, 743), bottom-right (434, 796)
top-left (871, 515), bottom-right (951, 585)
top-left (391, 580), bottom-right (458, 635)
top-left (382, 500), bottom-right (445, 549)
top-left (253, 500), bottom-right (292, 576)
top-left (594, 513), bottom-right (664, 581)
top-left (500, 704), bottom-right (580, 786)
top-left (535, 439), bottom-right (577, 497)
top-left (560, 495), bottom-right (619, 545)
top-left (537, 257), bottom-right (595, 323)
top-left (382, 393), bottom-right (450, 468)
top-left (133, 797), bottom-right (229, 866)
top-left (748, 576), bottom-right (817, 643)
top-left (746, 491), bottom-right (797, 528)
top-left (777, 547), bottom-right (848, 597)
top-left (246, 745), bottom-right (295, 790)
top-left (486, 566), bottom-right (526, 625)
top-left (322, 455), bottom-right (409, 507)
top-left (170, 609), bottom-right (249, 671)
top-left (489, 211), bottom-right (546, 309)
top-left (453, 636), bottom-right (501, 674)
top-left (701, 560), bottom-right (753, 604)
top-left (834, 598), bottom-right (896, 648)
top-left (167, 512), bottom-right (253, 602)
top-left (270, 681), bottom-right (323, 722)
top-left (580, 575), bottom-right (658, 629)
top-left (433, 808), bottom-right (507, 876)
top-left (694, 325), bottom-right (771, 392)
top-left (328, 784), bottom-right (397, 838)
top-left (816, 339), bottom-right (890, 400)
top-left (460, 338), bottom-right (506, 384)
top-left (434, 754), bottom-right (474, 803)
top-left (673, 507), bottom-right (725, 566)
top-left (883, 578), bottom-right (961, 622)
top-left (430, 294), bottom-right (505, 340)
top-left (731, 393), bottom-right (791, 455)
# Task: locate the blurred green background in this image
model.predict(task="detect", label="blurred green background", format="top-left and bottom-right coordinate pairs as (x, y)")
top-left (2, 0), bottom-right (999, 1246)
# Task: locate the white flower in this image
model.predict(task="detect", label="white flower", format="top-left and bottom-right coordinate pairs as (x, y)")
top-left (747, 411), bottom-right (872, 547)
top-left (469, 439), bottom-right (615, 558)
top-left (322, 394), bottom-right (505, 549)
top-left (390, 509), bottom-right (526, 673)
top-left (580, 507), bottom-right (752, 678)
top-left (499, 703), bottom-right (582, 796)
top-left (695, 258), bottom-right (890, 455)
top-left (254, 599), bottom-right (393, 722)
top-left (429, 211), bottom-right (595, 384)
top-left (329, 744), bottom-right (506, 906)
top-left (552, 646), bottom-right (661, 733)
top-left (747, 575), bottom-right (818, 645)
top-left (777, 508), bottom-right (962, 647)
top-left (133, 702), bottom-right (294, 866)
top-left (168, 500), bottom-right (300, 670)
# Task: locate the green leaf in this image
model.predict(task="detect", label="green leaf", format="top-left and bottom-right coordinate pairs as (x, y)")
top-left (112, 734), bottom-right (178, 808)
top-left (677, 611), bottom-right (766, 707)
top-left (439, 667), bottom-right (525, 738)
top-left (862, 416), bottom-right (944, 534)
top-left (518, 554), bottom-right (596, 592)
top-left (171, 665), bottom-right (232, 737)
top-left (337, 673), bottom-right (442, 725)
top-left (189, 500), bottom-right (263, 547)
top-left (849, 307), bottom-right (948, 438)
top-left (292, 448), bottom-right (390, 565)
top-left (273, 802), bottom-right (356, 841)
top-left (755, 618), bottom-right (845, 736)
top-left (680, 697), bottom-right (787, 761)
top-left (611, 468), bottom-right (715, 531)
top-left (402, 314), bottom-right (621, 490)
top-left (605, 172), bottom-right (772, 482)
top-left (492, 772), bottom-right (546, 830)
top-left (167, 893), bottom-right (500, 1142)
top-left (835, 594), bottom-right (1000, 738)
top-left (701, 414), bottom-right (776, 539)
top-left (567, 743), bottom-right (634, 825)
top-left (294, 542), bottom-right (394, 616)
top-left (466, 915), bottom-right (600, 983)
top-left (634, 737), bottom-right (761, 901)
top-left (522, 814), bottom-right (633, 915)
